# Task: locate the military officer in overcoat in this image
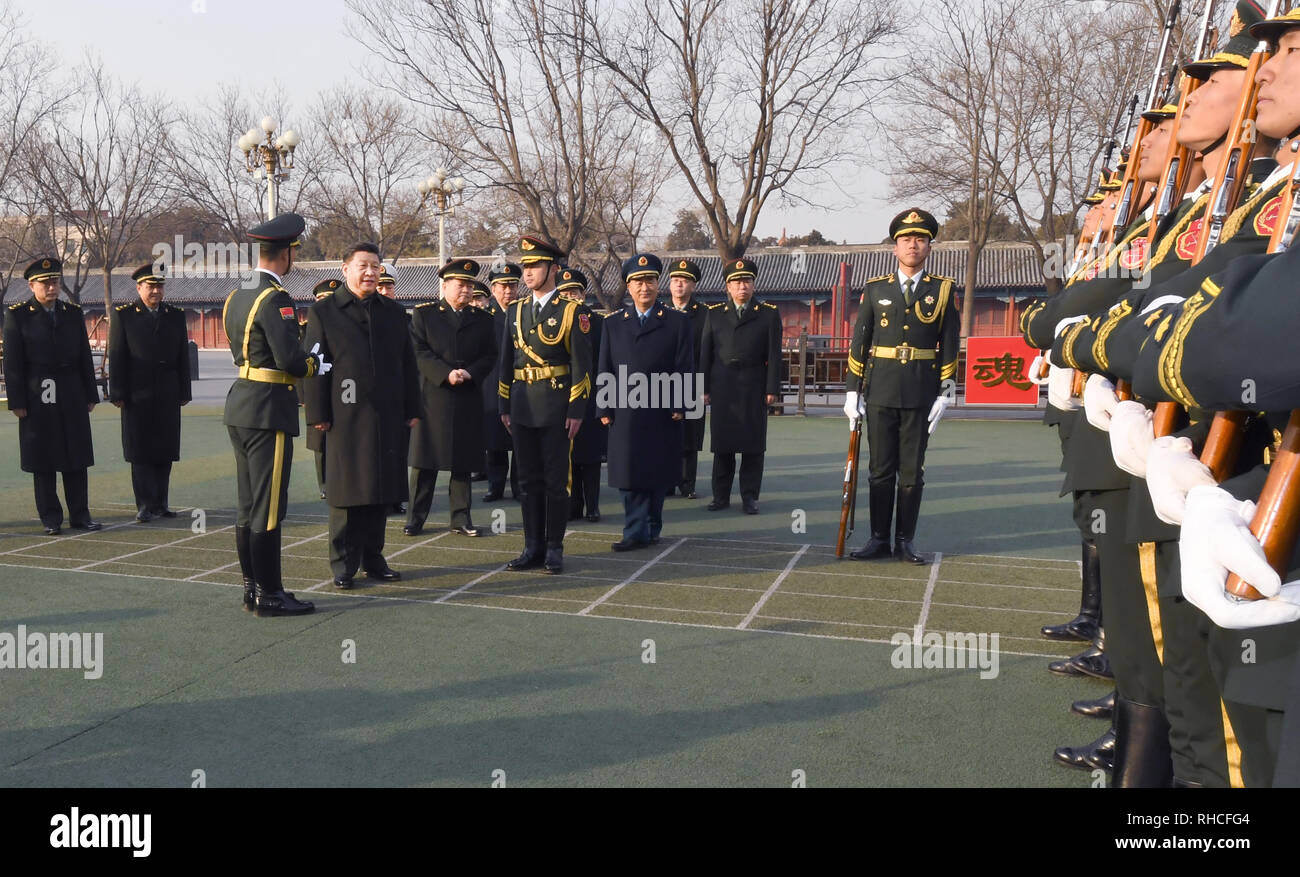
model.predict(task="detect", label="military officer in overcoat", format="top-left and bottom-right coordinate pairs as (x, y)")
top-left (844, 208), bottom-right (960, 564)
top-left (600, 254), bottom-right (693, 550)
top-left (483, 263), bottom-right (521, 502)
top-left (304, 242), bottom-right (421, 589)
top-left (109, 263), bottom-right (192, 522)
top-left (700, 257), bottom-right (781, 515)
top-left (405, 258), bottom-right (498, 537)
top-left (222, 213), bottom-right (327, 616)
top-left (4, 257), bottom-right (101, 535)
top-left (665, 257), bottom-right (708, 499)
top-left (498, 233), bottom-right (593, 574)
top-left (558, 267), bottom-right (606, 522)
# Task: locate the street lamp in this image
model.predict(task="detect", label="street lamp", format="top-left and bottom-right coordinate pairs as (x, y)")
top-left (238, 116), bottom-right (300, 221)
top-left (416, 167), bottom-right (465, 268)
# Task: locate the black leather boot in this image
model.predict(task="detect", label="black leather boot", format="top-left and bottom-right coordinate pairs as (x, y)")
top-left (507, 492), bottom-right (545, 570)
top-left (1112, 698), bottom-right (1174, 788)
top-left (1054, 724), bottom-right (1117, 771)
top-left (1071, 688), bottom-right (1116, 720)
top-left (893, 484), bottom-right (925, 564)
top-left (235, 524), bottom-right (255, 612)
top-left (1041, 538), bottom-right (1102, 641)
top-left (1048, 628), bottom-right (1112, 679)
top-left (850, 482), bottom-right (894, 560)
top-left (544, 545), bottom-right (563, 575)
top-left (250, 529), bottom-right (314, 617)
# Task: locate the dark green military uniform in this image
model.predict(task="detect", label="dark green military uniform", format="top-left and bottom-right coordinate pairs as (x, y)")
top-left (406, 260), bottom-right (499, 535)
top-left (3, 258), bottom-right (100, 534)
top-left (845, 209), bottom-right (959, 563)
top-left (483, 265), bottom-right (522, 502)
top-left (699, 258), bottom-right (781, 514)
top-left (497, 234), bottom-right (593, 573)
top-left (109, 263), bottom-right (191, 521)
top-left (664, 258), bottom-right (708, 498)
top-left (222, 213), bottom-right (322, 616)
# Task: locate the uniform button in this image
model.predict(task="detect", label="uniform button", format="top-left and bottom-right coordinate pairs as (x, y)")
top-left (903, 325), bottom-right (910, 330)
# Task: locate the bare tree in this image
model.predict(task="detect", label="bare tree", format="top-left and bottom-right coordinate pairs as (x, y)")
top-left (21, 60), bottom-right (174, 312)
top-left (579, 0), bottom-right (898, 260)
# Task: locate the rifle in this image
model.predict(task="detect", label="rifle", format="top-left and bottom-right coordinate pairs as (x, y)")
top-left (1224, 141), bottom-right (1300, 601)
top-left (836, 418), bottom-right (863, 558)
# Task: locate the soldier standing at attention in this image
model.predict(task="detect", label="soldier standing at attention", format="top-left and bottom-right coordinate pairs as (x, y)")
top-left (109, 263), bottom-right (192, 522)
top-left (700, 257), bottom-right (781, 514)
top-left (222, 213), bottom-right (328, 616)
top-left (844, 208), bottom-right (959, 564)
top-left (557, 267), bottom-right (606, 523)
top-left (405, 259), bottom-right (498, 537)
top-left (665, 258), bottom-right (708, 499)
top-left (4, 257), bottom-right (101, 536)
top-left (498, 234), bottom-right (592, 574)
top-left (483, 263), bottom-right (522, 502)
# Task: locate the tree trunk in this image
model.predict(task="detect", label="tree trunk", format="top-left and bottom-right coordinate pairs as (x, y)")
top-left (102, 266), bottom-right (114, 327)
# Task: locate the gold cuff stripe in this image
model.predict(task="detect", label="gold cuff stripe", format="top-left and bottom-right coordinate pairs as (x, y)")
top-left (568, 374), bottom-right (591, 402)
top-left (498, 380), bottom-right (510, 399)
top-left (940, 361), bottom-right (958, 380)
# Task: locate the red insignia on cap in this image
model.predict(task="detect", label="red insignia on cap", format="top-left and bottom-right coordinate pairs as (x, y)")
top-left (42, 260), bottom-right (50, 268)
top-left (638, 256), bottom-right (647, 266)
top-left (735, 260), bottom-right (743, 269)
top-left (679, 260), bottom-right (687, 268)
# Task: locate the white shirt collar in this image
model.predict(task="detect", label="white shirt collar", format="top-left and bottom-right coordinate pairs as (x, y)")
top-left (255, 266), bottom-right (283, 286)
top-left (898, 269), bottom-right (923, 291)
top-left (531, 289), bottom-right (556, 309)
top-left (1260, 158), bottom-right (1297, 191)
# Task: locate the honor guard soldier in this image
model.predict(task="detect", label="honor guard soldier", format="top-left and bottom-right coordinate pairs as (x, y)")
top-left (3, 257), bottom-right (101, 535)
top-left (304, 243), bottom-right (420, 590)
top-left (700, 257), bottom-right (781, 514)
top-left (557, 267), bottom-right (606, 522)
top-left (600, 254), bottom-right (693, 550)
top-left (498, 233), bottom-right (593, 574)
top-left (222, 213), bottom-right (328, 616)
top-left (483, 263), bottom-right (522, 502)
top-left (845, 208), bottom-right (959, 563)
top-left (109, 263), bottom-right (192, 522)
top-left (405, 259), bottom-right (498, 537)
top-left (304, 278), bottom-right (340, 499)
top-left (665, 258), bottom-right (708, 499)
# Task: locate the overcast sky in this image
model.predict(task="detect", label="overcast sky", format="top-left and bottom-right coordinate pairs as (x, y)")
top-left (21, 0), bottom-right (897, 244)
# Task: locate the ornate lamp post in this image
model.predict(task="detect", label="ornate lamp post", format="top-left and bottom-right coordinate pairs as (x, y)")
top-left (415, 168), bottom-right (465, 267)
top-left (237, 116), bottom-right (300, 221)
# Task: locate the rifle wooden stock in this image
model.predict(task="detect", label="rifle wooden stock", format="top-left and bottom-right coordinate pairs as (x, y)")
top-left (1037, 356), bottom-right (1051, 380)
top-left (1225, 410), bottom-right (1300, 601)
top-left (1116, 380), bottom-right (1132, 401)
top-left (836, 422), bottom-right (863, 558)
top-left (1070, 369), bottom-right (1086, 398)
top-left (1153, 401), bottom-right (1180, 437)
top-left (1199, 410), bottom-right (1249, 483)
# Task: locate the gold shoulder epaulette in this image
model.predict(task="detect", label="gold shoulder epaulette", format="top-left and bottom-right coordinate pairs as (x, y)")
top-left (65, 301), bottom-right (82, 311)
top-left (761, 301), bottom-right (777, 310)
top-left (708, 302), bottom-right (725, 309)
top-left (8, 301), bottom-right (22, 310)
top-left (115, 302), bottom-right (131, 312)
top-left (415, 301), bottom-right (436, 309)
top-left (865, 273), bottom-right (892, 283)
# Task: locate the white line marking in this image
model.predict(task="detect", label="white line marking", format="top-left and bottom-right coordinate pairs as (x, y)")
top-left (914, 552), bottom-right (943, 637)
top-left (434, 563), bottom-right (509, 603)
top-left (72, 525), bottom-right (235, 571)
top-left (578, 539), bottom-right (685, 616)
top-left (304, 530), bottom-right (450, 592)
top-left (737, 544), bottom-right (809, 630)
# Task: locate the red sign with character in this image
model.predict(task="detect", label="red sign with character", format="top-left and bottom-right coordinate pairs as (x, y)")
top-left (964, 336), bottom-right (1041, 406)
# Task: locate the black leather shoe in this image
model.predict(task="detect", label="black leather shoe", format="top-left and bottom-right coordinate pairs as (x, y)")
top-left (43, 525), bottom-right (61, 536)
top-left (255, 589), bottom-right (316, 617)
top-left (850, 536), bottom-right (892, 560)
top-left (365, 566), bottom-right (401, 581)
top-left (155, 509), bottom-right (178, 519)
top-left (586, 513), bottom-right (600, 522)
top-left (685, 491), bottom-right (697, 500)
top-left (242, 580), bottom-right (256, 612)
top-left (70, 519), bottom-right (102, 531)
top-left (484, 490), bottom-right (504, 502)
top-left (452, 525), bottom-right (480, 537)
top-left (543, 547), bottom-right (563, 574)
top-left (135, 510), bottom-right (154, 523)
top-left (508, 550), bottom-right (544, 571)
top-left (403, 524), bottom-right (422, 536)
top-left (1048, 646), bottom-right (1113, 680)
top-left (389, 503), bottom-right (407, 516)
top-left (894, 540), bottom-right (926, 564)
top-left (611, 539), bottom-right (649, 552)
top-left (707, 500), bottom-right (730, 511)
top-left (1072, 689), bottom-right (1116, 720)
top-left (334, 576), bottom-right (354, 590)
top-left (1040, 616), bottom-right (1101, 643)
top-left (742, 500), bottom-right (759, 515)
top-left (1054, 728), bottom-right (1116, 771)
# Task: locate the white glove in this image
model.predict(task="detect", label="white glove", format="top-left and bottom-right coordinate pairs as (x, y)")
top-left (1083, 373), bottom-right (1118, 431)
top-left (310, 342), bottom-right (333, 375)
top-left (1145, 435), bottom-right (1215, 525)
top-left (1047, 365), bottom-right (1081, 411)
top-left (1049, 315), bottom-right (1088, 367)
top-left (927, 396), bottom-right (950, 435)
top-left (1108, 400), bottom-right (1155, 478)
top-left (1027, 354), bottom-right (1050, 386)
top-left (843, 390), bottom-right (864, 421)
top-left (1179, 485), bottom-right (1300, 629)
